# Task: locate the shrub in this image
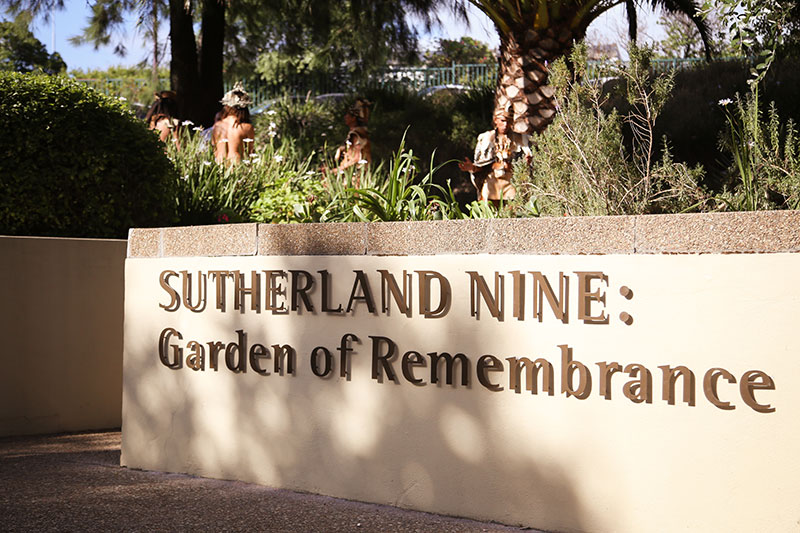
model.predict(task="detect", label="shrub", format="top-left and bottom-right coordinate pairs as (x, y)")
top-left (515, 45), bottom-right (707, 216)
top-left (0, 72), bottom-right (176, 238)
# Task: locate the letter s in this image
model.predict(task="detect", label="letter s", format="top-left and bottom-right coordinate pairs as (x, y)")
top-left (159, 270), bottom-right (180, 311)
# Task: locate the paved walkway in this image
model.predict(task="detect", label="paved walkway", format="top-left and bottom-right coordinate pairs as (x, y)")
top-left (0, 431), bottom-right (538, 532)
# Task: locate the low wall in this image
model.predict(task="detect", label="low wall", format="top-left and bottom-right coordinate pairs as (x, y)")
top-left (122, 212), bottom-right (800, 533)
top-left (0, 236), bottom-right (126, 436)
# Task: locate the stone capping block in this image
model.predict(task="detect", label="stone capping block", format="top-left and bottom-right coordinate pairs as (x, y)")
top-left (127, 211), bottom-right (800, 258)
top-left (487, 215), bottom-right (636, 255)
top-left (366, 219), bottom-right (490, 256)
top-left (258, 223), bottom-right (367, 256)
top-left (128, 223), bottom-right (258, 258)
top-left (634, 211), bottom-right (800, 254)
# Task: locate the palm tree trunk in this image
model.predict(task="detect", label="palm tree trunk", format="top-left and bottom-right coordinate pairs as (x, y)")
top-left (495, 23), bottom-right (585, 135)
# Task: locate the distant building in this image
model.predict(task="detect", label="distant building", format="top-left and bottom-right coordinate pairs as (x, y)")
top-left (587, 43), bottom-right (621, 61)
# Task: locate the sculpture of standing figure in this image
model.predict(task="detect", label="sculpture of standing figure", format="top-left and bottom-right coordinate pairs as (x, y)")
top-left (459, 106), bottom-right (532, 206)
top-left (334, 98), bottom-right (372, 176)
top-left (213, 82), bottom-right (255, 164)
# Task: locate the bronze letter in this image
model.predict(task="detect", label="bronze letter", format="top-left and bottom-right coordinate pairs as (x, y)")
top-left (477, 355), bottom-right (504, 392)
top-left (597, 361), bottom-right (622, 400)
top-left (272, 344), bottom-right (296, 375)
top-left (560, 345), bottom-right (591, 399)
top-left (319, 270), bottom-right (343, 313)
top-left (379, 269), bottom-right (412, 317)
top-left (467, 271), bottom-right (504, 321)
top-left (264, 270), bottom-right (288, 314)
top-left (186, 341), bottom-right (204, 371)
top-left (310, 346), bottom-right (333, 378)
top-left (659, 365), bottom-right (696, 406)
top-left (180, 270), bottom-right (207, 312)
top-left (290, 270), bottom-right (315, 312)
top-left (531, 272), bottom-right (568, 323)
top-left (158, 271), bottom-right (180, 311)
top-left (370, 335), bottom-right (398, 383)
top-left (346, 271), bottom-right (377, 314)
top-left (208, 270), bottom-right (230, 311)
top-left (740, 370), bottom-right (776, 413)
top-left (249, 343), bottom-right (270, 375)
top-left (402, 350), bottom-right (426, 385)
top-left (703, 368), bottom-right (736, 410)
top-left (429, 352), bottom-right (470, 387)
top-left (158, 327), bottom-right (182, 369)
top-left (622, 363), bottom-right (653, 404)
top-left (575, 271), bottom-right (609, 324)
top-left (225, 329), bottom-right (248, 373)
top-left (506, 357), bottom-right (554, 395)
top-left (415, 271), bottom-right (451, 318)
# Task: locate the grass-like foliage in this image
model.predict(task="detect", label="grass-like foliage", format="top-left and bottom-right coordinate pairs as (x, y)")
top-left (514, 44), bottom-right (707, 216)
top-left (717, 89), bottom-right (800, 210)
top-left (0, 72), bottom-right (176, 238)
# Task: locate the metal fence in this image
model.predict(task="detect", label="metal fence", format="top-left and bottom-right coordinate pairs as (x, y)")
top-left (75, 58), bottom-right (711, 109)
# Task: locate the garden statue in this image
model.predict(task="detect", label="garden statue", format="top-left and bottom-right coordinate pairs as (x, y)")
top-left (459, 105), bottom-right (532, 206)
top-left (334, 98), bottom-right (372, 180)
top-left (213, 82), bottom-right (255, 163)
top-left (145, 90), bottom-right (181, 145)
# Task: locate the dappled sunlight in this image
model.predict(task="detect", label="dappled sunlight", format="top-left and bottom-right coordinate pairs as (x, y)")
top-left (438, 404), bottom-right (486, 464)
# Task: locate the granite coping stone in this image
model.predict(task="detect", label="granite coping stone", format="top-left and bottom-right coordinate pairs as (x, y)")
top-left (127, 211), bottom-right (800, 258)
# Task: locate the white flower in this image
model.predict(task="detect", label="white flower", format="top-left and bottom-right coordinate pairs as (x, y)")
top-left (118, 96), bottom-right (127, 101)
top-left (358, 159), bottom-right (368, 165)
top-left (346, 140), bottom-right (352, 147)
top-left (321, 133), bottom-right (327, 137)
top-left (268, 131), bottom-right (277, 138)
top-left (243, 159), bottom-right (251, 165)
top-left (306, 170), bottom-right (315, 176)
top-left (243, 138), bottom-right (254, 143)
top-left (203, 161), bottom-right (212, 166)
top-left (327, 125), bottom-right (333, 130)
top-left (181, 175), bottom-right (189, 181)
top-left (274, 154), bottom-right (284, 163)
top-left (182, 120), bottom-right (194, 126)
top-left (718, 98), bottom-right (733, 106)
top-left (269, 122), bottom-right (277, 129)
top-left (267, 110), bottom-right (276, 116)
top-left (172, 138), bottom-right (178, 143)
top-left (193, 126), bottom-right (204, 132)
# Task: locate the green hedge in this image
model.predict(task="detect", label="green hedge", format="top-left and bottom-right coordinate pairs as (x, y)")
top-left (0, 72), bottom-right (176, 238)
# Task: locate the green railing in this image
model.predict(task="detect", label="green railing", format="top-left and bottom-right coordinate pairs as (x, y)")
top-left (76, 58), bottom-right (714, 109)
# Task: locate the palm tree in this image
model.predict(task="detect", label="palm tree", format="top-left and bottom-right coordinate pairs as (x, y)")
top-left (465, 0), bottom-right (712, 135)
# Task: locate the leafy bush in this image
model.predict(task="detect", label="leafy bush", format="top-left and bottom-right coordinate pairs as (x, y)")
top-left (0, 72), bottom-right (176, 238)
top-left (515, 45), bottom-right (707, 216)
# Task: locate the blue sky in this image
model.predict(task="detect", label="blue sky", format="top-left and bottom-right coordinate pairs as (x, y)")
top-left (19, 1), bottom-right (662, 72)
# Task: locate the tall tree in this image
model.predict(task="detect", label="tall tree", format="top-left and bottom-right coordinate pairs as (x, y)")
top-left (463, 0), bottom-right (712, 135)
top-left (0, 12), bottom-right (66, 73)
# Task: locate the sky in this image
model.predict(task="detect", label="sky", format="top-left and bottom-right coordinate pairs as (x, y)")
top-left (18, 0), bottom-right (665, 72)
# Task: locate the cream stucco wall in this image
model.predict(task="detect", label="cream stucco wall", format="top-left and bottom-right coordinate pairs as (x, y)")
top-left (121, 215), bottom-right (800, 533)
top-left (0, 236), bottom-right (126, 436)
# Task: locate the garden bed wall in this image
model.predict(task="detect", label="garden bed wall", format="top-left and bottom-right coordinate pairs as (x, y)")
top-left (0, 236), bottom-right (126, 436)
top-left (123, 212), bottom-right (800, 533)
